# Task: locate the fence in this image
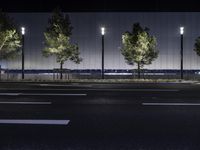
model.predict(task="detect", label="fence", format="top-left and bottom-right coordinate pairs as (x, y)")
top-left (0, 68), bottom-right (200, 81)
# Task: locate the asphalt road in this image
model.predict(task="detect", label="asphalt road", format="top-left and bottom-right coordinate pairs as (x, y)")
top-left (0, 82), bottom-right (200, 149)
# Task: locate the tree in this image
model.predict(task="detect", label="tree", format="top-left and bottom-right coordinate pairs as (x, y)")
top-left (0, 11), bottom-right (21, 60)
top-left (121, 23), bottom-right (158, 79)
top-left (0, 11), bottom-right (21, 80)
top-left (43, 8), bottom-right (82, 79)
top-left (194, 37), bottom-right (200, 57)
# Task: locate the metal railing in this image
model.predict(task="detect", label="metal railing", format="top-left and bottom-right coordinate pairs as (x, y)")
top-left (0, 69), bottom-right (200, 81)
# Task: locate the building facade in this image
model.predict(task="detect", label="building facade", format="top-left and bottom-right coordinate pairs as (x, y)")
top-left (2, 12), bottom-right (200, 70)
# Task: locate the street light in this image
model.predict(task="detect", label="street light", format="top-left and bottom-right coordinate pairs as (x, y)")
top-left (101, 27), bottom-right (105, 79)
top-left (21, 27), bottom-right (25, 80)
top-left (180, 27), bottom-right (184, 79)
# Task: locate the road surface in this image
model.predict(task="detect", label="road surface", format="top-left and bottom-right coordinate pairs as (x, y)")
top-left (0, 82), bottom-right (199, 149)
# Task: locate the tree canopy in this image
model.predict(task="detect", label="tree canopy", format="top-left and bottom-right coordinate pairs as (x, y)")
top-left (43, 8), bottom-right (82, 65)
top-left (43, 33), bottom-right (81, 64)
top-left (0, 12), bottom-right (21, 60)
top-left (194, 36), bottom-right (200, 56)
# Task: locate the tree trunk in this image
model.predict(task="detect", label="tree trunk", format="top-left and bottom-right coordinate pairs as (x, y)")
top-left (137, 62), bottom-right (140, 79)
top-left (60, 61), bottom-right (63, 80)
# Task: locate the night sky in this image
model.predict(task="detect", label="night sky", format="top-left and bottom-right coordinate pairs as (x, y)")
top-left (1, 0), bottom-right (200, 12)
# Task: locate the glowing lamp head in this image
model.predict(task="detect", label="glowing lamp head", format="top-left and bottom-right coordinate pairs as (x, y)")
top-left (21, 27), bottom-right (25, 35)
top-left (180, 27), bottom-right (184, 35)
top-left (101, 27), bottom-right (105, 35)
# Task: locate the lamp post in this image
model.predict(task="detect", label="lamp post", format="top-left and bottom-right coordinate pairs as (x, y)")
top-left (180, 27), bottom-right (184, 80)
top-left (21, 27), bottom-right (25, 80)
top-left (0, 65), bottom-right (1, 81)
top-left (101, 27), bottom-right (105, 79)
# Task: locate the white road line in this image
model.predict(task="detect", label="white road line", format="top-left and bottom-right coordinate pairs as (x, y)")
top-left (39, 84), bottom-right (93, 87)
top-left (0, 89), bottom-right (179, 92)
top-left (0, 93), bottom-right (87, 96)
top-left (142, 103), bottom-right (200, 106)
top-left (21, 93), bottom-right (87, 96)
top-left (0, 119), bottom-right (70, 125)
top-left (0, 101), bottom-right (51, 105)
top-left (39, 84), bottom-right (70, 86)
top-left (0, 93), bottom-right (21, 96)
top-left (110, 89), bottom-right (179, 92)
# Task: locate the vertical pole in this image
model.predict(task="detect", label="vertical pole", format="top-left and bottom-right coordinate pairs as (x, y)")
top-left (102, 34), bottom-right (104, 79)
top-left (60, 62), bottom-right (63, 80)
top-left (138, 63), bottom-right (140, 79)
top-left (181, 34), bottom-right (183, 79)
top-left (0, 65), bottom-right (1, 81)
top-left (22, 34), bottom-right (25, 80)
top-left (53, 69), bottom-right (55, 80)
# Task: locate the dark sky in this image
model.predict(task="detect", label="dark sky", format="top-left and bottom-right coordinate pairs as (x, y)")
top-left (1, 0), bottom-right (200, 12)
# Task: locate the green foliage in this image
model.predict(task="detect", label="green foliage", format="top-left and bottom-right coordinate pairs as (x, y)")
top-left (43, 8), bottom-right (82, 65)
top-left (194, 37), bottom-right (200, 56)
top-left (0, 12), bottom-right (21, 60)
top-left (47, 8), bottom-right (73, 37)
top-left (43, 33), bottom-right (81, 64)
top-left (121, 23), bottom-right (158, 67)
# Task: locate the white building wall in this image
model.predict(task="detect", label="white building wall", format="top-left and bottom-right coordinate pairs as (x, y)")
top-left (2, 12), bottom-right (200, 70)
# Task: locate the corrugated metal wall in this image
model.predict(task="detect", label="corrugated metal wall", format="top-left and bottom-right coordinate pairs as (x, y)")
top-left (2, 12), bottom-right (200, 70)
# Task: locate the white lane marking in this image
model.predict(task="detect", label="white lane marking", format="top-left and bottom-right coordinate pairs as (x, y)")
top-left (0, 93), bottom-right (87, 96)
top-left (0, 89), bottom-right (179, 92)
top-left (142, 103), bottom-right (200, 106)
top-left (0, 93), bottom-right (21, 96)
top-left (0, 101), bottom-right (51, 105)
top-left (110, 89), bottom-right (179, 92)
top-left (0, 119), bottom-right (70, 125)
top-left (39, 84), bottom-right (93, 87)
top-left (21, 93), bottom-right (87, 96)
